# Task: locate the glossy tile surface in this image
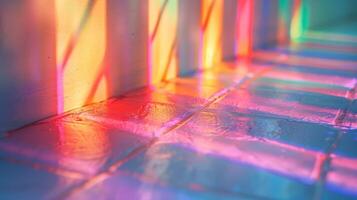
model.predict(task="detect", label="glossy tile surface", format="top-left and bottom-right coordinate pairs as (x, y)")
top-left (1, 43), bottom-right (357, 199)
top-left (0, 159), bottom-right (81, 200)
top-left (211, 87), bottom-right (349, 125)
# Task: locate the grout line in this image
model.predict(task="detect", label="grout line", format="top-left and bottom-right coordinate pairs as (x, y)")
top-left (313, 81), bottom-right (357, 200)
top-left (57, 66), bottom-right (273, 199)
top-left (55, 139), bottom-right (157, 200)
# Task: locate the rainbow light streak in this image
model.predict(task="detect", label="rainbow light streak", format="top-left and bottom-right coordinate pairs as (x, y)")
top-left (149, 0), bottom-right (178, 85)
top-left (163, 133), bottom-right (323, 183)
top-left (328, 155), bottom-right (357, 195)
top-left (253, 50), bottom-right (357, 70)
top-left (278, 0), bottom-right (290, 44)
top-left (236, 0), bottom-right (254, 57)
top-left (290, 0), bottom-right (308, 42)
top-left (56, 0), bottom-right (108, 113)
top-left (201, 0), bottom-right (224, 69)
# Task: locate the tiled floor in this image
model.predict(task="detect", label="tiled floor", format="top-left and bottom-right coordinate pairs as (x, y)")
top-left (1, 40), bottom-right (357, 199)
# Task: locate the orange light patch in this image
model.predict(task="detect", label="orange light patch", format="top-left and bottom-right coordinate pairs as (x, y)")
top-left (56, 0), bottom-right (108, 113)
top-left (201, 0), bottom-right (224, 69)
top-left (149, 0), bottom-right (178, 85)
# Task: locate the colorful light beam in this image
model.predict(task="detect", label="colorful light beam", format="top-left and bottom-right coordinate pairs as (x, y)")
top-left (290, 0), bottom-right (309, 42)
top-left (55, 0), bottom-right (108, 113)
top-left (236, 0), bottom-right (254, 57)
top-left (149, 0), bottom-right (178, 85)
top-left (201, 0), bottom-right (224, 69)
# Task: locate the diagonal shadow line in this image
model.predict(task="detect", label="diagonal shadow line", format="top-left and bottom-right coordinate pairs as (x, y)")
top-left (150, 0), bottom-right (169, 42)
top-left (84, 60), bottom-right (107, 105)
top-left (58, 0), bottom-right (98, 72)
top-left (86, 0), bottom-right (173, 104)
top-left (161, 36), bottom-right (177, 82)
top-left (201, 0), bottom-right (217, 32)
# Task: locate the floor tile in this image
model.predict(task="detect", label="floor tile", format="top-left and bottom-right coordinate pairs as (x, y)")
top-left (0, 99), bottom-right (193, 176)
top-left (167, 109), bottom-right (338, 152)
top-left (0, 159), bottom-right (80, 200)
top-left (118, 139), bottom-right (316, 200)
top-left (248, 68), bottom-right (355, 98)
top-left (211, 86), bottom-right (349, 125)
top-left (0, 119), bottom-right (150, 176)
top-left (69, 171), bottom-right (251, 200)
top-left (323, 155), bottom-right (357, 200)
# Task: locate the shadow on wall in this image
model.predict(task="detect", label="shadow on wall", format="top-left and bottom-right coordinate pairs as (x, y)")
top-left (56, 0), bottom-right (149, 113)
top-left (0, 1), bottom-right (57, 132)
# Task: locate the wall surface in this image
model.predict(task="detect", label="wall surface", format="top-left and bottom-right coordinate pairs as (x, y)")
top-left (0, 1), bottom-right (57, 132)
top-left (222, 0), bottom-right (290, 58)
top-left (253, 0), bottom-right (280, 49)
top-left (222, 0), bottom-right (238, 60)
top-left (178, 0), bottom-right (202, 75)
top-left (106, 0), bottom-right (148, 96)
top-left (305, 0), bottom-right (357, 30)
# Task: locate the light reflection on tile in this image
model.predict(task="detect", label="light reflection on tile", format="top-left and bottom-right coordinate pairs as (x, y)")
top-left (211, 87), bottom-right (349, 125)
top-left (69, 171), bottom-right (244, 200)
top-left (109, 110), bottom-right (341, 200)
top-left (0, 119), bottom-right (149, 176)
top-left (118, 140), bottom-right (316, 200)
top-left (248, 68), bottom-right (355, 98)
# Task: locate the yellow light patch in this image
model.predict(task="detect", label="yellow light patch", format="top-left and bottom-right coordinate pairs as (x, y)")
top-left (56, 0), bottom-right (108, 112)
